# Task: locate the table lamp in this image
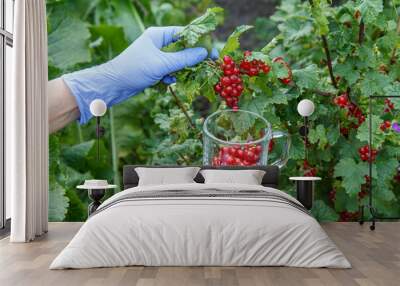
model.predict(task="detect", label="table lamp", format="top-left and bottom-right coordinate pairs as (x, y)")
top-left (89, 99), bottom-right (107, 161)
top-left (297, 99), bottom-right (315, 161)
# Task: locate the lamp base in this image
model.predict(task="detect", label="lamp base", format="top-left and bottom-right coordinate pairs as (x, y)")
top-left (88, 188), bottom-right (106, 216)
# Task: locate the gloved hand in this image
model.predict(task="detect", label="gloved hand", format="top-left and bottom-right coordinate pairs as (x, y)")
top-left (62, 26), bottom-right (209, 124)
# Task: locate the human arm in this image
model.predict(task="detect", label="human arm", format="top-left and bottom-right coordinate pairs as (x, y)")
top-left (47, 26), bottom-right (208, 132)
top-left (48, 78), bottom-right (80, 133)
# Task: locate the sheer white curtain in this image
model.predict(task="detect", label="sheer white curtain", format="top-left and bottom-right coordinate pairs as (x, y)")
top-left (7, 0), bottom-right (48, 242)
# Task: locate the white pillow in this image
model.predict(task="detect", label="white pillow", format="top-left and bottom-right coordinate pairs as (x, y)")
top-left (200, 169), bottom-right (266, 185)
top-left (135, 167), bottom-right (200, 186)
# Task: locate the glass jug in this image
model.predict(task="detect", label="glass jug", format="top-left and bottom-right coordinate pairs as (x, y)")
top-left (203, 109), bottom-right (291, 168)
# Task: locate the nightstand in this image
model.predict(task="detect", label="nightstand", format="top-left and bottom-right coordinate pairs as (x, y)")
top-left (289, 177), bottom-right (321, 210)
top-left (77, 180), bottom-right (117, 216)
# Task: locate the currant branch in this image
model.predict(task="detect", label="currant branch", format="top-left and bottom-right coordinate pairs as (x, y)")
top-left (307, 0), bottom-right (338, 89)
top-left (358, 19), bottom-right (365, 45)
top-left (168, 85), bottom-right (196, 129)
top-left (346, 86), bottom-right (354, 104)
top-left (321, 36), bottom-right (338, 89)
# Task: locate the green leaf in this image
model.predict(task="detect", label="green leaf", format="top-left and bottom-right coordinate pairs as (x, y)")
top-left (310, 0), bottom-right (330, 36)
top-left (240, 93), bottom-right (269, 115)
top-left (384, 82), bottom-right (400, 97)
top-left (334, 158), bottom-right (369, 196)
top-left (289, 136), bottom-right (305, 160)
top-left (109, 0), bottom-right (145, 41)
top-left (265, 88), bottom-right (289, 105)
top-left (360, 71), bottom-right (391, 97)
top-left (326, 125), bottom-right (340, 146)
top-left (61, 141), bottom-right (95, 173)
top-left (49, 135), bottom-right (61, 184)
top-left (357, 0), bottom-right (383, 24)
top-left (272, 61), bottom-right (289, 78)
top-left (90, 25), bottom-right (129, 58)
top-left (49, 182), bottom-right (69, 222)
top-left (220, 25), bottom-right (253, 57)
top-left (376, 149), bottom-right (398, 184)
top-left (154, 113), bottom-right (171, 131)
top-left (308, 124), bottom-right (328, 149)
top-left (261, 36), bottom-right (280, 54)
top-left (334, 187), bottom-right (360, 212)
top-left (178, 7), bottom-right (224, 47)
top-left (356, 115), bottom-right (385, 148)
top-left (280, 18), bottom-right (313, 42)
top-left (48, 17), bottom-right (91, 69)
top-left (334, 62), bottom-right (360, 85)
top-left (292, 64), bottom-right (319, 91)
top-left (311, 200), bottom-right (339, 221)
top-left (64, 189), bottom-right (88, 222)
top-left (230, 112), bottom-right (256, 136)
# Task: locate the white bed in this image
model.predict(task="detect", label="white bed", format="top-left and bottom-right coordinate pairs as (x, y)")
top-left (50, 183), bottom-right (351, 269)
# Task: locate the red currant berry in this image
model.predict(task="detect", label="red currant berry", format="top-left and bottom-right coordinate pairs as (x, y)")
top-left (214, 83), bottom-right (222, 93)
top-left (244, 50), bottom-right (252, 57)
top-left (223, 55), bottom-right (233, 64)
top-left (221, 76), bottom-right (231, 86)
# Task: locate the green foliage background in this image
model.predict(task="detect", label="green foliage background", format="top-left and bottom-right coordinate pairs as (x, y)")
top-left (48, 0), bottom-right (400, 222)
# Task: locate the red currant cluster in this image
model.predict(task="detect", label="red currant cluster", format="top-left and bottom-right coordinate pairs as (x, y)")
top-left (273, 57), bottom-right (292, 85)
top-left (380, 120), bottom-right (391, 131)
top-left (347, 103), bottom-right (365, 127)
top-left (334, 93), bottom-right (365, 130)
top-left (214, 53), bottom-right (291, 110)
top-left (358, 145), bottom-right (378, 162)
top-left (328, 189), bottom-right (336, 203)
top-left (333, 93), bottom-right (348, 108)
top-left (359, 189), bottom-right (368, 200)
top-left (384, 99), bottom-right (395, 113)
top-left (339, 127), bottom-right (349, 136)
top-left (340, 211), bottom-right (360, 222)
top-left (239, 51), bottom-right (271, 76)
top-left (358, 175), bottom-right (370, 200)
top-left (214, 55), bottom-right (244, 110)
top-left (212, 145), bottom-right (263, 166)
top-left (303, 160), bottom-right (317, 177)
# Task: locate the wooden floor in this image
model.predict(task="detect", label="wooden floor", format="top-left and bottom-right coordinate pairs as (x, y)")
top-left (0, 222), bottom-right (399, 286)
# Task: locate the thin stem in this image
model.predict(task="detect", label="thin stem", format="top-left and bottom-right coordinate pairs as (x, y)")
top-left (304, 116), bottom-right (308, 162)
top-left (307, 0), bottom-right (338, 89)
top-left (76, 122), bottom-right (83, 143)
top-left (96, 117), bottom-right (100, 162)
top-left (168, 86), bottom-right (196, 129)
top-left (346, 86), bottom-right (354, 104)
top-left (321, 36), bottom-right (338, 89)
top-left (358, 20), bottom-right (365, 45)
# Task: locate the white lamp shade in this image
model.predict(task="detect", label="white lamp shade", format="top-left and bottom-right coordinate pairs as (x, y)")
top-left (297, 99), bottom-right (315, 117)
top-left (89, 99), bottom-right (107, 117)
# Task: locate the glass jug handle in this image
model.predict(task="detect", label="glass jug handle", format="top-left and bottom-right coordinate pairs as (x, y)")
top-left (270, 131), bottom-right (291, 169)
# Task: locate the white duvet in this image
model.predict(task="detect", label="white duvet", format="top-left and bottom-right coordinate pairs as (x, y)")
top-left (50, 183), bottom-right (351, 269)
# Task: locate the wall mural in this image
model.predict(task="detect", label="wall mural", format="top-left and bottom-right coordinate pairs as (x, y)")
top-left (48, 0), bottom-right (400, 222)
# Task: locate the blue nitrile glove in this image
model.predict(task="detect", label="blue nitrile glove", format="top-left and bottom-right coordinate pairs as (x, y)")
top-left (62, 26), bottom-right (208, 124)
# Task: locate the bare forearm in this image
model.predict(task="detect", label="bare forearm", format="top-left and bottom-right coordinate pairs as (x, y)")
top-left (48, 78), bottom-right (80, 133)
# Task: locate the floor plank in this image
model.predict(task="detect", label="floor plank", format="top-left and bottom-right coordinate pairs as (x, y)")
top-left (0, 222), bottom-right (399, 286)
